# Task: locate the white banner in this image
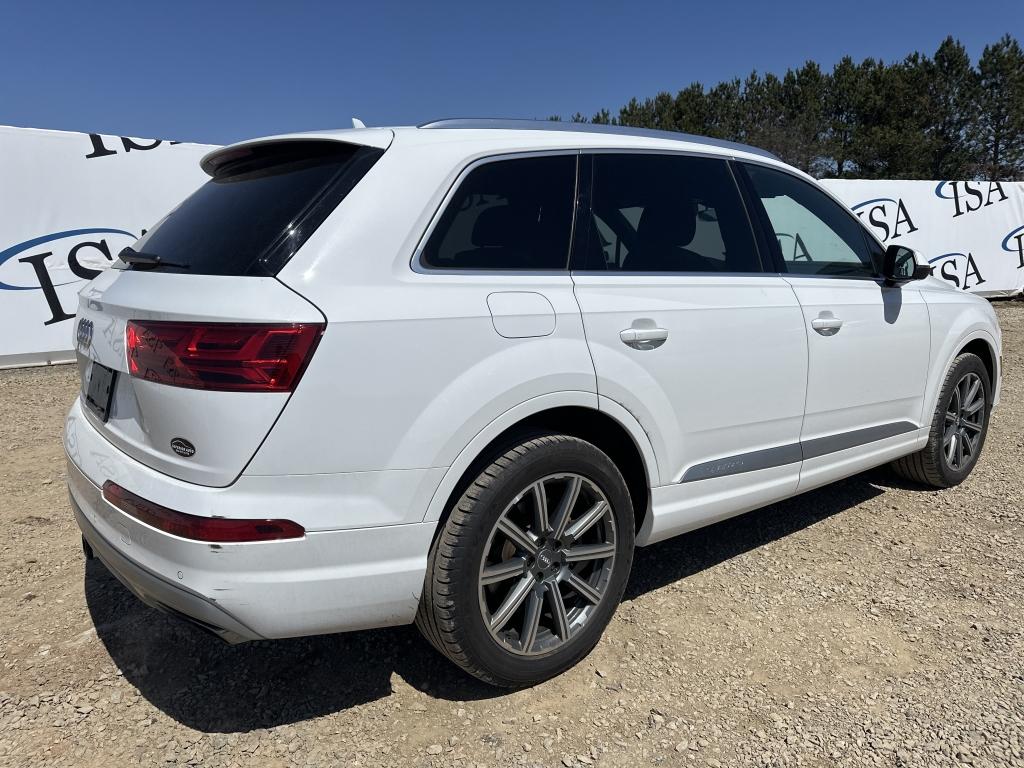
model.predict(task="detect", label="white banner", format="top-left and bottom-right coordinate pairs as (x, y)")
top-left (0, 126), bottom-right (214, 368)
top-left (821, 178), bottom-right (1024, 297)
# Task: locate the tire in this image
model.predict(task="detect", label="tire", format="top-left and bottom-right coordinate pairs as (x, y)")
top-left (891, 352), bottom-right (992, 488)
top-left (415, 434), bottom-right (635, 687)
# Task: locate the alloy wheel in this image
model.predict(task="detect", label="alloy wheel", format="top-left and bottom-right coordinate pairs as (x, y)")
top-left (943, 372), bottom-right (985, 471)
top-left (478, 473), bottom-right (617, 656)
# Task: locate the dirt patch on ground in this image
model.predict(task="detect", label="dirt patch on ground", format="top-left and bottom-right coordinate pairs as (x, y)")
top-left (2, 304), bottom-right (1023, 767)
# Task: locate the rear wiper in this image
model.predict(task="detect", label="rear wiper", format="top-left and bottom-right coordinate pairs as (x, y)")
top-left (118, 246), bottom-right (190, 270)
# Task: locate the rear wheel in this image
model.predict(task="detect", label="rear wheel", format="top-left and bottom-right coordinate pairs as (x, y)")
top-left (416, 434), bottom-right (634, 687)
top-left (891, 352), bottom-right (991, 488)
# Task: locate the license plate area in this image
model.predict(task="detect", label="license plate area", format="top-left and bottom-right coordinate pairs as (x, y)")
top-left (85, 363), bottom-right (117, 422)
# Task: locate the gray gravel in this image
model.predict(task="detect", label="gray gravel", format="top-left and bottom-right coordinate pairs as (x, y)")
top-left (1, 302), bottom-right (1022, 768)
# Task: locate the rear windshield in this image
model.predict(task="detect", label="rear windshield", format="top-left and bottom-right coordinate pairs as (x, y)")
top-left (124, 141), bottom-right (383, 276)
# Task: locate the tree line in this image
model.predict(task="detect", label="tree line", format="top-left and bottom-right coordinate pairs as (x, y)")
top-left (551, 35), bottom-right (1024, 180)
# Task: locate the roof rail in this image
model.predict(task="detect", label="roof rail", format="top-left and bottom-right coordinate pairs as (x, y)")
top-left (417, 118), bottom-right (779, 161)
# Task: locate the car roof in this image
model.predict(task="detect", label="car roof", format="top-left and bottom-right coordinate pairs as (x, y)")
top-left (201, 119), bottom-right (784, 176)
top-left (416, 118), bottom-right (779, 160)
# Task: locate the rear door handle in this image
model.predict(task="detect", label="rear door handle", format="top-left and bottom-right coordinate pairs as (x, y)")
top-left (620, 327), bottom-right (668, 350)
top-left (810, 313), bottom-right (843, 336)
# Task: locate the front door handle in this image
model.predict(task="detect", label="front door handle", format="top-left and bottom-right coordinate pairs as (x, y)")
top-left (810, 312), bottom-right (843, 336)
top-left (620, 327), bottom-right (668, 350)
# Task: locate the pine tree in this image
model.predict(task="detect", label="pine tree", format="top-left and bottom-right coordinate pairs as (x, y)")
top-left (977, 34), bottom-right (1024, 179)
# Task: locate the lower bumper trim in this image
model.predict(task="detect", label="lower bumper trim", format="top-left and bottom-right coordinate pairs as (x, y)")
top-left (71, 492), bottom-right (260, 644)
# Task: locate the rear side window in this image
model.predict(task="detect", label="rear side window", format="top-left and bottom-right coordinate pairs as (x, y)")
top-left (742, 163), bottom-right (877, 278)
top-left (125, 141), bottom-right (383, 276)
top-left (577, 154), bottom-right (761, 273)
top-left (421, 155), bottom-right (577, 270)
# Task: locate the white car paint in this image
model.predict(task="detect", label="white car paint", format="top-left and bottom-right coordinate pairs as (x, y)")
top-left (65, 121), bottom-right (1002, 642)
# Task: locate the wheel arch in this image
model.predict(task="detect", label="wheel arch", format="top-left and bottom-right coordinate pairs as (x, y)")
top-left (421, 395), bottom-right (657, 540)
top-left (957, 336), bottom-right (997, 391)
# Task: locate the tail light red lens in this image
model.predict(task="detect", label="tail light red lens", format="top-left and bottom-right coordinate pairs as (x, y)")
top-left (102, 481), bottom-right (305, 542)
top-left (126, 320), bottom-right (323, 392)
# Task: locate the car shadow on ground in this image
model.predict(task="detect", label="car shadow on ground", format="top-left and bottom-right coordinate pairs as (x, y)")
top-left (85, 467), bottom-right (905, 732)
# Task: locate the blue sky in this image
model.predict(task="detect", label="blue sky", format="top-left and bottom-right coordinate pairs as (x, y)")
top-left (1, 0), bottom-right (1021, 146)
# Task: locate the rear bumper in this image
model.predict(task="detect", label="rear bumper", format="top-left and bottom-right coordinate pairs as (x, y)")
top-left (71, 474), bottom-right (257, 643)
top-left (65, 405), bottom-right (437, 641)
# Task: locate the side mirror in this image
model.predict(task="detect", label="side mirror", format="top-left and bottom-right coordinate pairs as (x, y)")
top-left (882, 244), bottom-right (931, 286)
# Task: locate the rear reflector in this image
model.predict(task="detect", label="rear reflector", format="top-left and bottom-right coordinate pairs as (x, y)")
top-left (102, 481), bottom-right (305, 542)
top-left (126, 320), bottom-right (323, 392)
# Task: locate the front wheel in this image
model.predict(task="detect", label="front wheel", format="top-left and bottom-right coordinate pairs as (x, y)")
top-left (891, 352), bottom-right (992, 488)
top-left (415, 434), bottom-right (635, 687)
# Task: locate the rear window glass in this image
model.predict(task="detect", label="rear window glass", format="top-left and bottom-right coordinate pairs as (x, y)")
top-left (123, 141), bottom-right (382, 276)
top-left (421, 155), bottom-right (577, 270)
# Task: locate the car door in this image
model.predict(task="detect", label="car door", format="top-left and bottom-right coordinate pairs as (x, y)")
top-left (570, 152), bottom-right (809, 544)
top-left (738, 162), bottom-right (931, 491)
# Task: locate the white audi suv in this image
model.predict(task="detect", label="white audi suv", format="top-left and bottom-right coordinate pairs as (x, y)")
top-left (65, 119), bottom-right (1002, 686)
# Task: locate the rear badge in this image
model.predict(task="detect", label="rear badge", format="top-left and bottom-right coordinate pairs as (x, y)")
top-left (170, 437), bottom-right (196, 458)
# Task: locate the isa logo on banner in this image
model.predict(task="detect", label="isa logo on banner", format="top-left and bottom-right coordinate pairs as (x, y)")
top-left (0, 228), bottom-right (137, 324)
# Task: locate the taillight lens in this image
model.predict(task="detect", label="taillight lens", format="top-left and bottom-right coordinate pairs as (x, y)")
top-left (125, 320), bottom-right (323, 392)
top-left (102, 481), bottom-right (305, 542)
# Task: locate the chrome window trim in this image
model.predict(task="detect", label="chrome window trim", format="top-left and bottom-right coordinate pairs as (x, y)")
top-left (409, 145), bottom-right (782, 278)
top-left (572, 148), bottom-right (770, 276)
top-left (410, 149), bottom-right (582, 276)
top-left (737, 156), bottom-right (890, 276)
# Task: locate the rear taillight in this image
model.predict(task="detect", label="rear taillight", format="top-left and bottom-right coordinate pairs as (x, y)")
top-left (126, 320), bottom-right (323, 392)
top-left (102, 481), bottom-right (305, 542)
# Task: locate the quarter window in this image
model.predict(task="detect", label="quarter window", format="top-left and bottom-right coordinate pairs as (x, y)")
top-left (743, 164), bottom-right (877, 278)
top-left (421, 155), bottom-right (576, 270)
top-left (577, 154), bottom-right (761, 273)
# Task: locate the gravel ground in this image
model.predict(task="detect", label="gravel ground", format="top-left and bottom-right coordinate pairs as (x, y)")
top-left (1, 303), bottom-right (1022, 768)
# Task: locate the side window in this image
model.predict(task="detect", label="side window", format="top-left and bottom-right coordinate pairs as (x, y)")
top-left (578, 154), bottom-right (760, 273)
top-left (743, 164), bottom-right (877, 278)
top-left (421, 155), bottom-right (576, 270)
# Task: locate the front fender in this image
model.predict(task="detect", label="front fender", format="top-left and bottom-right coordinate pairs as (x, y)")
top-left (921, 291), bottom-right (1002, 419)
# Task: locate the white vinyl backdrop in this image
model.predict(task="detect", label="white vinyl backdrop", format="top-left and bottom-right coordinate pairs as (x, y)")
top-left (820, 178), bottom-right (1024, 298)
top-left (0, 126), bottom-right (214, 368)
top-left (2, 126), bottom-right (1023, 369)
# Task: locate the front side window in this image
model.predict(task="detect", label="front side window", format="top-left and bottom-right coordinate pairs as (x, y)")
top-left (421, 155), bottom-right (576, 270)
top-left (742, 163), bottom-right (877, 278)
top-left (577, 153), bottom-right (761, 273)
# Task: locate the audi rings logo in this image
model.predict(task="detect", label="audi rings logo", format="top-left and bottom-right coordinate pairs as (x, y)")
top-left (76, 317), bottom-right (94, 349)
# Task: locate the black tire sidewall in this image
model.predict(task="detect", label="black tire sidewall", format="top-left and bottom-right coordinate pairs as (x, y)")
top-left (444, 437), bottom-right (634, 686)
top-left (931, 354), bottom-right (991, 485)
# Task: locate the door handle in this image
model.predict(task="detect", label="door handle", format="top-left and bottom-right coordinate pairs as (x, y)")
top-left (620, 327), bottom-right (668, 350)
top-left (810, 313), bottom-right (843, 336)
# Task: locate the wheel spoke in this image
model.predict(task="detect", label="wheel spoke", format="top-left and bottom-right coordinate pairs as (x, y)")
top-left (497, 517), bottom-right (539, 555)
top-left (481, 556), bottom-right (528, 586)
top-left (945, 410), bottom-right (958, 424)
top-left (963, 397), bottom-right (985, 416)
top-left (962, 420), bottom-right (982, 433)
top-left (943, 423), bottom-right (957, 450)
top-left (564, 541), bottom-right (616, 563)
top-left (964, 377), bottom-right (982, 410)
top-left (955, 432), bottom-right (965, 468)
top-left (960, 428), bottom-right (975, 458)
top-left (550, 476), bottom-right (583, 540)
top-left (945, 431), bottom-right (957, 464)
top-left (489, 575), bottom-right (535, 632)
top-left (563, 500), bottom-right (609, 543)
top-left (531, 481), bottom-right (549, 534)
top-left (520, 590), bottom-right (542, 652)
top-left (565, 570), bottom-right (603, 604)
top-left (546, 583), bottom-right (571, 640)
